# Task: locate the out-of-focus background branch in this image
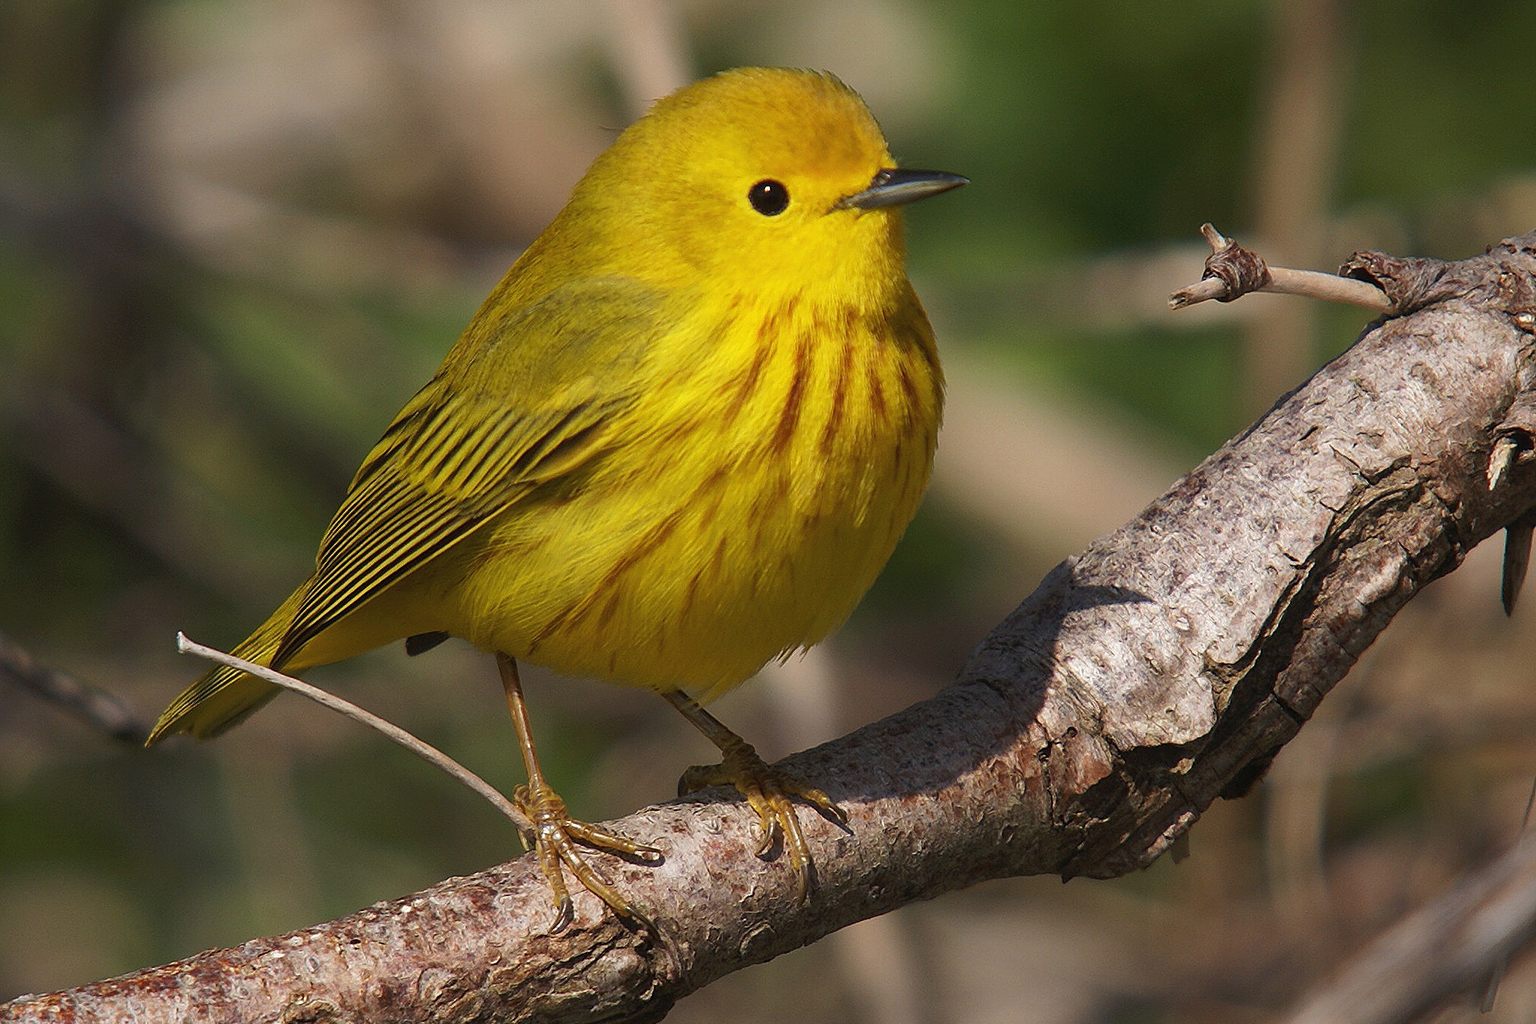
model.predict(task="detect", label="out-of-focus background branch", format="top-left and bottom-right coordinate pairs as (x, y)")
top-left (3, 2), bottom-right (1535, 1021)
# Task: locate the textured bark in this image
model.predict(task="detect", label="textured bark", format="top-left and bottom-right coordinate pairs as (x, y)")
top-left (7, 233), bottom-right (1536, 1024)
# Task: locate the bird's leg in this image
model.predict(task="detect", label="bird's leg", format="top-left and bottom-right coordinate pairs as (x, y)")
top-left (498, 653), bottom-right (660, 931)
top-left (661, 688), bottom-right (847, 903)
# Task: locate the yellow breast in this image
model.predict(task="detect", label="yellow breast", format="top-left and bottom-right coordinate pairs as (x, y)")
top-left (439, 282), bottom-right (943, 697)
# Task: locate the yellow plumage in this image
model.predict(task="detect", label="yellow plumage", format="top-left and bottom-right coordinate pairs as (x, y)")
top-left (148, 67), bottom-right (962, 918)
top-left (150, 68), bottom-right (952, 741)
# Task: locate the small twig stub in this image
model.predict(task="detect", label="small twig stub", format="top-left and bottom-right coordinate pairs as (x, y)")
top-left (1169, 223), bottom-right (1394, 314)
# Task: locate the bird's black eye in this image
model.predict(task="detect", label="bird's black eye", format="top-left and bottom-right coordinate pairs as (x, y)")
top-left (748, 179), bottom-right (789, 216)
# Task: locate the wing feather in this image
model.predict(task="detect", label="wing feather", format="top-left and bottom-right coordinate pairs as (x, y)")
top-left (269, 277), bottom-right (670, 667)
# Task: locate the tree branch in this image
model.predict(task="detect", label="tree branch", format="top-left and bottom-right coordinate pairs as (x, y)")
top-left (1282, 833), bottom-right (1536, 1024)
top-left (8, 232), bottom-right (1536, 1024)
top-left (0, 630), bottom-right (148, 745)
top-left (1168, 223), bottom-right (1396, 313)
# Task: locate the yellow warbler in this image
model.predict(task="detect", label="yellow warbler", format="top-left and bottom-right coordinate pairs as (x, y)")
top-left (149, 67), bottom-right (964, 926)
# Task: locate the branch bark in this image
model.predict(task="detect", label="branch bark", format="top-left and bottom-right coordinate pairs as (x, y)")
top-left (8, 232), bottom-right (1536, 1024)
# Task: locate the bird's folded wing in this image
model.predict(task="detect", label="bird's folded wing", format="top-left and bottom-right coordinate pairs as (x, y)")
top-left (270, 277), bottom-right (672, 667)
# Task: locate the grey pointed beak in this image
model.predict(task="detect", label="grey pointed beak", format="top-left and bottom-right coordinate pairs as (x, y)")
top-left (835, 168), bottom-right (968, 210)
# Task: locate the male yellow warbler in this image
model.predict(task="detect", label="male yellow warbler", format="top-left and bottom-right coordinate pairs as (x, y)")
top-left (149, 66), bottom-right (964, 926)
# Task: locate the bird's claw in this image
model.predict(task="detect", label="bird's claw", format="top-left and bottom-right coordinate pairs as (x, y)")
top-left (512, 781), bottom-right (660, 933)
top-left (678, 741), bottom-right (846, 903)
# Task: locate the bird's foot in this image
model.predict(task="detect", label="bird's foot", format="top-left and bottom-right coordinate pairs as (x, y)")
top-left (513, 780), bottom-right (662, 933)
top-left (677, 738), bottom-right (847, 903)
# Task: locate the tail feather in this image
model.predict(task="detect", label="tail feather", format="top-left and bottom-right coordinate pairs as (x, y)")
top-left (147, 584), bottom-right (309, 744)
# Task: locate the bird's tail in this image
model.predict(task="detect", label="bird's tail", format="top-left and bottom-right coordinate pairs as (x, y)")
top-left (146, 582), bottom-right (311, 744)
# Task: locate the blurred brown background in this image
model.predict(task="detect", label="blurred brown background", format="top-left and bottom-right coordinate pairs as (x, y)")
top-left (3, 1), bottom-right (1536, 1021)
